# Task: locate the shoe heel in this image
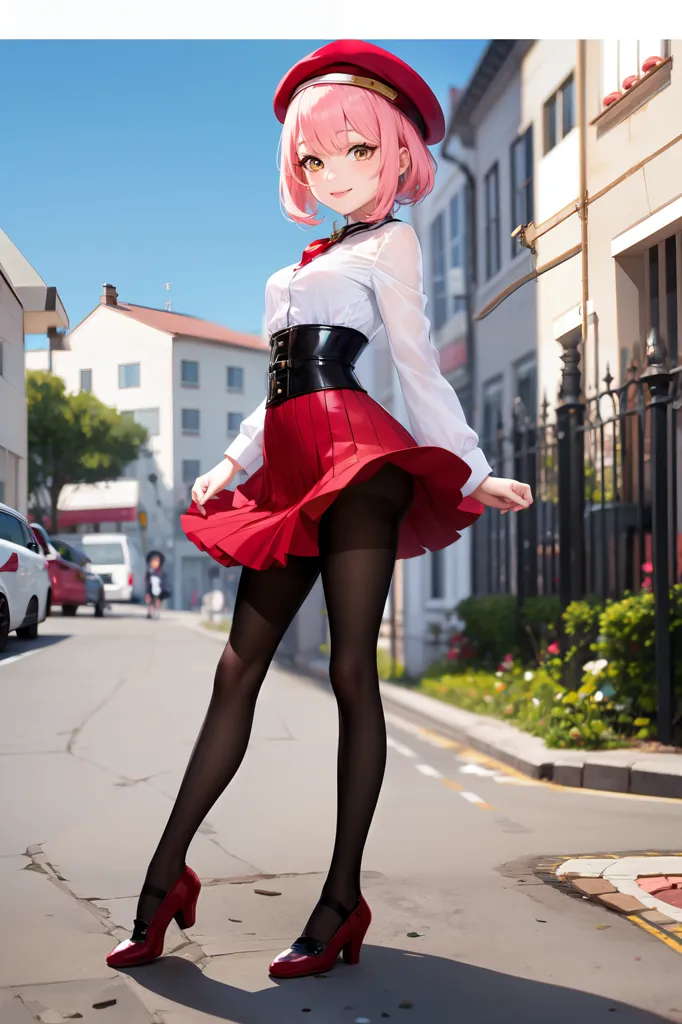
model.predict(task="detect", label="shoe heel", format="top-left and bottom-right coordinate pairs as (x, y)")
top-left (342, 933), bottom-right (364, 965)
top-left (174, 893), bottom-right (198, 930)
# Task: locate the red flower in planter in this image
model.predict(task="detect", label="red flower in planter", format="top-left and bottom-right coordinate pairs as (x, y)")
top-left (446, 649), bottom-right (459, 661)
top-left (642, 561), bottom-right (653, 574)
top-left (642, 577), bottom-right (652, 591)
top-left (449, 633), bottom-right (464, 645)
top-left (603, 91), bottom-right (623, 107)
top-left (461, 644), bottom-right (476, 660)
top-left (622, 74), bottom-right (640, 90)
top-left (547, 641), bottom-right (560, 656)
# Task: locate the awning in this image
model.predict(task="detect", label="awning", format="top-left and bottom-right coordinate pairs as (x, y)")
top-left (57, 479), bottom-right (141, 528)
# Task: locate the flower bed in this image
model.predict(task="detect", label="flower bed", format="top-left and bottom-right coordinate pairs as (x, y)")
top-left (416, 574), bottom-right (682, 749)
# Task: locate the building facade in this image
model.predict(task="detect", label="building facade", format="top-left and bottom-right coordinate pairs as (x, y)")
top-left (27, 284), bottom-right (269, 608)
top-left (400, 127), bottom-right (476, 674)
top-left (0, 229), bottom-right (69, 514)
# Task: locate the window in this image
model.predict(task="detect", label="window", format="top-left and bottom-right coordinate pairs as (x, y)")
top-left (0, 510), bottom-right (26, 547)
top-left (131, 408), bottom-right (160, 436)
top-left (227, 365), bottom-right (244, 392)
top-left (182, 409), bottom-right (200, 435)
top-left (602, 39), bottom-right (669, 98)
top-left (118, 363), bottom-right (140, 389)
top-left (79, 368), bottom-right (92, 392)
top-left (482, 377), bottom-right (504, 448)
top-left (515, 356), bottom-right (537, 421)
top-left (430, 550), bottom-right (445, 600)
top-left (430, 213), bottom-right (447, 330)
top-left (82, 541), bottom-right (125, 565)
top-left (181, 359), bottom-right (199, 387)
top-left (511, 128), bottom-right (533, 258)
top-left (484, 163), bottom-right (500, 280)
top-left (227, 412), bottom-right (242, 434)
top-left (182, 459), bottom-right (201, 483)
top-left (544, 76), bottom-right (575, 154)
top-left (449, 193), bottom-right (467, 315)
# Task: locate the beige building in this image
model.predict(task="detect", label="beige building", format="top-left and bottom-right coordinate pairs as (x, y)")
top-left (526, 40), bottom-right (676, 406)
top-left (0, 229), bottom-right (69, 514)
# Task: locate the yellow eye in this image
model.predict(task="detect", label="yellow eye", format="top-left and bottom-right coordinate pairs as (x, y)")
top-left (351, 145), bottom-right (375, 161)
top-left (302, 156), bottom-right (323, 172)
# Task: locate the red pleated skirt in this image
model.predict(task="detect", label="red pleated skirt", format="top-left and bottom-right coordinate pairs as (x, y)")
top-left (181, 389), bottom-right (483, 570)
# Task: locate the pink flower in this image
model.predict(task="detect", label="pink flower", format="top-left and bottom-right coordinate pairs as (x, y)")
top-left (446, 649), bottom-right (459, 661)
top-left (547, 641), bottom-right (560, 656)
top-left (642, 562), bottom-right (653, 575)
top-left (642, 577), bottom-right (652, 590)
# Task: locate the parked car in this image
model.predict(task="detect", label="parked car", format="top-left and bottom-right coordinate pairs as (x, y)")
top-left (79, 533), bottom-right (145, 603)
top-left (0, 503), bottom-right (50, 653)
top-left (30, 522), bottom-right (87, 616)
top-left (52, 535), bottom-right (106, 616)
top-left (31, 524), bottom-right (107, 617)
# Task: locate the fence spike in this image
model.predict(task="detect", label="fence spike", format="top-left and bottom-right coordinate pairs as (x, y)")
top-left (603, 363), bottom-right (614, 391)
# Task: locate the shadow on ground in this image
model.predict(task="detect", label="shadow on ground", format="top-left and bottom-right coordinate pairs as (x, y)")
top-left (0, 633), bottom-right (71, 662)
top-left (127, 946), bottom-right (677, 1024)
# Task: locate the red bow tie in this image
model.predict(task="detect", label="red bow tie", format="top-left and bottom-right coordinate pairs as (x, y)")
top-left (296, 227), bottom-right (347, 270)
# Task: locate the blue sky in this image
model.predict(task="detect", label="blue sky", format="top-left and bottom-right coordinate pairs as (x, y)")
top-left (0, 40), bottom-right (486, 348)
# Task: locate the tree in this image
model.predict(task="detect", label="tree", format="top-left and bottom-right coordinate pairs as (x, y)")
top-left (27, 371), bottom-right (148, 531)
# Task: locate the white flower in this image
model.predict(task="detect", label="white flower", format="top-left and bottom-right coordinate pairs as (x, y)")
top-left (532, 697), bottom-right (541, 706)
top-left (583, 658), bottom-right (608, 676)
top-left (495, 671), bottom-right (503, 678)
top-left (594, 690), bottom-right (604, 703)
top-left (524, 670), bottom-right (534, 682)
top-left (555, 692), bottom-right (564, 701)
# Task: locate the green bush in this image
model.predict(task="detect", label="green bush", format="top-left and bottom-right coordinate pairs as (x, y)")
top-left (377, 647), bottom-right (405, 681)
top-left (595, 585), bottom-right (682, 728)
top-left (454, 594), bottom-right (520, 665)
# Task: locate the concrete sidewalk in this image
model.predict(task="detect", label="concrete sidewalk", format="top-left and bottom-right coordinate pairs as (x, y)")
top-left (294, 654), bottom-right (682, 800)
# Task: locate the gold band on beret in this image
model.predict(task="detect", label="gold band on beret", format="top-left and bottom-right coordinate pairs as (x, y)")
top-left (290, 73), bottom-right (398, 104)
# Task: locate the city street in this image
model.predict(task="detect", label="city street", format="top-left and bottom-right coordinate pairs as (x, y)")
top-left (1, 608), bottom-right (681, 1024)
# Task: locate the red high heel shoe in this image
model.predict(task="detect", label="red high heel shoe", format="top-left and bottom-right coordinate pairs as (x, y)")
top-left (269, 894), bottom-right (371, 979)
top-left (106, 866), bottom-right (200, 968)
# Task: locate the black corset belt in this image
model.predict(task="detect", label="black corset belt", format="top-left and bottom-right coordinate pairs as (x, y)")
top-left (266, 324), bottom-right (369, 409)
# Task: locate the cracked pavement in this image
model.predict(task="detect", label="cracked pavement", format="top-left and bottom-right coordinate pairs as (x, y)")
top-left (1, 606), bottom-right (682, 1023)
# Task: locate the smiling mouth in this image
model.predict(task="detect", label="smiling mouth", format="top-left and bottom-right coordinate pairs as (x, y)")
top-left (330, 188), bottom-right (352, 197)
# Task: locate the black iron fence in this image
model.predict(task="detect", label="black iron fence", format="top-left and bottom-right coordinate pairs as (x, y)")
top-left (472, 328), bottom-right (680, 743)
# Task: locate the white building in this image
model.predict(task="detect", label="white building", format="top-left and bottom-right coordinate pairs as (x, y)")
top-left (0, 229), bottom-right (69, 514)
top-left (26, 283), bottom-right (269, 608)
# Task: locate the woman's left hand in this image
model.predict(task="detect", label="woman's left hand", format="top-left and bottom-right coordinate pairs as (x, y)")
top-left (470, 476), bottom-right (533, 514)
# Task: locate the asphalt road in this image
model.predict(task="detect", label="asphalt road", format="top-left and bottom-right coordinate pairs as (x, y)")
top-left (1, 604), bottom-right (681, 1024)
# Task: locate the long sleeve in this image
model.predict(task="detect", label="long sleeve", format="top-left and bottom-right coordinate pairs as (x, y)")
top-left (224, 397), bottom-right (266, 472)
top-left (370, 223), bottom-right (492, 497)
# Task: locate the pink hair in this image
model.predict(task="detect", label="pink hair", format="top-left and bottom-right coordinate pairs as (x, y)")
top-left (279, 83), bottom-right (436, 226)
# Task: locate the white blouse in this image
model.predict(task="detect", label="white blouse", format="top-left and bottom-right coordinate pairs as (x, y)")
top-left (224, 219), bottom-right (492, 497)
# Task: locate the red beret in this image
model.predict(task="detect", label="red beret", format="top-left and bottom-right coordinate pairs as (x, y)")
top-left (274, 39), bottom-right (445, 145)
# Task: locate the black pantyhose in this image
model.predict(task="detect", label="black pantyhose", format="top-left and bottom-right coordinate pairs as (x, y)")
top-left (135, 462), bottom-right (414, 947)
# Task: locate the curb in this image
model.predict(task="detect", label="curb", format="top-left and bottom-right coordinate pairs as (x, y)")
top-left (293, 655), bottom-right (682, 801)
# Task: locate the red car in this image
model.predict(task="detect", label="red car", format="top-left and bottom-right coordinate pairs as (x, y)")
top-left (30, 523), bottom-right (87, 616)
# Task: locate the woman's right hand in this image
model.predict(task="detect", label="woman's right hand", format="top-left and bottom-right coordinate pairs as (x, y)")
top-left (191, 458), bottom-right (241, 516)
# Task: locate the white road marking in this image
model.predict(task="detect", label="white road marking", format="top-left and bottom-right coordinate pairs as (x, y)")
top-left (0, 648), bottom-right (42, 668)
top-left (416, 763), bottom-right (444, 779)
top-left (460, 792), bottom-right (489, 806)
top-left (459, 763), bottom-right (498, 777)
top-left (387, 736), bottom-right (417, 758)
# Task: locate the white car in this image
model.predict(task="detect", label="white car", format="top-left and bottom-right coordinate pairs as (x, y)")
top-left (79, 533), bottom-right (145, 603)
top-left (0, 502), bottom-right (51, 653)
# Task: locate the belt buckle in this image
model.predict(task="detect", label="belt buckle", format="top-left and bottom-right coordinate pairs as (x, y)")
top-left (268, 360), bottom-right (291, 403)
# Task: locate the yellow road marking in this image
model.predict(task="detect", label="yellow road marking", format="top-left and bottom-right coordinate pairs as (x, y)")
top-left (628, 914), bottom-right (682, 955)
top-left (443, 778), bottom-right (464, 792)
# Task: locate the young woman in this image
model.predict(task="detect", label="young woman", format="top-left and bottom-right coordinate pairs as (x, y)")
top-left (107, 39), bottom-right (532, 979)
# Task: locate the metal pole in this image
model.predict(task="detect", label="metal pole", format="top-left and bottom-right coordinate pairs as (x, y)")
top-left (557, 331), bottom-right (586, 611)
top-left (640, 329), bottom-right (674, 744)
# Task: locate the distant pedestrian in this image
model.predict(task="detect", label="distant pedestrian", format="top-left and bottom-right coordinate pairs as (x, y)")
top-left (144, 551), bottom-right (170, 620)
top-left (108, 39), bottom-right (532, 979)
